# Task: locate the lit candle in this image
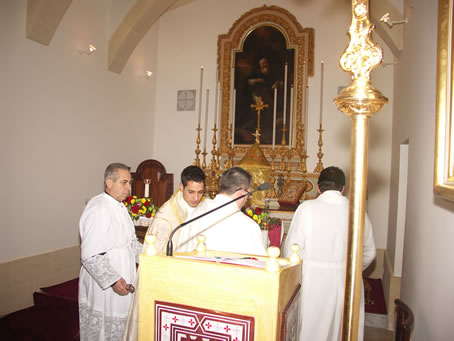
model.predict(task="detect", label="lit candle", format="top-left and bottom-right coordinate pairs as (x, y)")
top-left (319, 61), bottom-right (324, 126)
top-left (231, 89), bottom-right (236, 147)
top-left (283, 63), bottom-right (288, 126)
top-left (203, 88), bottom-right (210, 151)
top-left (198, 66), bottom-right (204, 126)
top-left (288, 85), bottom-right (294, 149)
top-left (272, 86), bottom-right (277, 150)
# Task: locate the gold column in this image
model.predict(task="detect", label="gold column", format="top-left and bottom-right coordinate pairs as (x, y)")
top-left (333, 1), bottom-right (388, 340)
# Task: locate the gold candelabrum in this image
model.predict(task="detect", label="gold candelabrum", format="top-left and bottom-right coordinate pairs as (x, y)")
top-left (313, 123), bottom-right (324, 173)
top-left (333, 1), bottom-right (388, 340)
top-left (193, 81), bottom-right (325, 203)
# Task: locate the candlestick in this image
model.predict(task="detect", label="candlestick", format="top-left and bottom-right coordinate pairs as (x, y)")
top-left (283, 63), bottom-right (288, 126)
top-left (231, 89), bottom-right (236, 147)
top-left (289, 85), bottom-right (294, 149)
top-left (272, 86), bottom-right (277, 150)
top-left (319, 61), bottom-right (324, 125)
top-left (198, 66), bottom-right (204, 126)
top-left (203, 88), bottom-right (210, 151)
top-left (305, 85), bottom-right (309, 152)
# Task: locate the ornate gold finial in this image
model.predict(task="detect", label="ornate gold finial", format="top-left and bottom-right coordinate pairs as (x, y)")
top-left (250, 96), bottom-right (269, 144)
top-left (334, 1), bottom-right (388, 117)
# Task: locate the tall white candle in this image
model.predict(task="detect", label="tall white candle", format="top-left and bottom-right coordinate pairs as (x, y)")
top-left (232, 89), bottom-right (236, 147)
top-left (319, 61), bottom-right (324, 125)
top-left (198, 66), bottom-right (204, 126)
top-left (214, 72), bottom-right (219, 127)
top-left (203, 88), bottom-right (210, 151)
top-left (272, 86), bottom-right (277, 150)
top-left (144, 183), bottom-right (150, 198)
top-left (288, 85), bottom-right (294, 148)
top-left (305, 85), bottom-right (309, 152)
top-left (283, 63), bottom-right (288, 126)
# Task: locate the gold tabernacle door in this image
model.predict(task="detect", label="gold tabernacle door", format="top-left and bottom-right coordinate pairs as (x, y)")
top-left (138, 249), bottom-right (302, 341)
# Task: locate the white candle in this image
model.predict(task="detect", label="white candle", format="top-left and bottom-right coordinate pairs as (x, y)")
top-left (198, 66), bottom-right (204, 126)
top-left (231, 89), bottom-right (236, 147)
top-left (214, 72), bottom-right (219, 127)
top-left (272, 86), bottom-right (277, 150)
top-left (144, 183), bottom-right (149, 198)
top-left (283, 63), bottom-right (288, 126)
top-left (203, 88), bottom-right (210, 151)
top-left (320, 61), bottom-right (324, 125)
top-left (305, 85), bottom-right (309, 152)
top-left (288, 85), bottom-right (294, 149)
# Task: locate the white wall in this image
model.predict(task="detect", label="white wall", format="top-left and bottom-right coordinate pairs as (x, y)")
top-left (390, 0), bottom-right (454, 338)
top-left (0, 0), bottom-right (394, 262)
top-left (0, 0), bottom-right (157, 261)
top-left (151, 0), bottom-right (394, 249)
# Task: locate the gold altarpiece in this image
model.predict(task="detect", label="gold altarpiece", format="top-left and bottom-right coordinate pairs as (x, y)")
top-left (195, 5), bottom-right (323, 205)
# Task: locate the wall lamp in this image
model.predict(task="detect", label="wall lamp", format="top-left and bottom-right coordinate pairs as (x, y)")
top-left (79, 43), bottom-right (97, 55)
top-left (380, 13), bottom-right (408, 28)
top-left (139, 70), bottom-right (153, 80)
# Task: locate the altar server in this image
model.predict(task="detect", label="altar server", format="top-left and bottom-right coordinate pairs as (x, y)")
top-left (79, 163), bottom-right (142, 341)
top-left (177, 167), bottom-right (267, 256)
top-left (283, 166), bottom-right (376, 341)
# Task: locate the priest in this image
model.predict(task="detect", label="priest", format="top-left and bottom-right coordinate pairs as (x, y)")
top-left (282, 166), bottom-right (376, 340)
top-left (79, 163), bottom-right (142, 341)
top-left (122, 165), bottom-right (205, 341)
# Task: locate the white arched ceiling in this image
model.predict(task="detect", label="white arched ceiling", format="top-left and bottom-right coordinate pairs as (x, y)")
top-left (108, 0), bottom-right (180, 74)
top-left (26, 0), bottom-right (73, 46)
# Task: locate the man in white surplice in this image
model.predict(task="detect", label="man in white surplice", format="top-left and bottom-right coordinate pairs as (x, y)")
top-left (79, 163), bottom-right (142, 341)
top-left (282, 166), bottom-right (376, 341)
top-left (177, 167), bottom-right (267, 256)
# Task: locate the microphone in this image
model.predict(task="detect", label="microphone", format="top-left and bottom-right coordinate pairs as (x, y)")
top-left (165, 182), bottom-right (271, 256)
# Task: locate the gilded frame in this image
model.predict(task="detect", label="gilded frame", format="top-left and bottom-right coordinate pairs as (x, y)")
top-left (434, 0), bottom-right (454, 200)
top-left (217, 5), bottom-right (314, 157)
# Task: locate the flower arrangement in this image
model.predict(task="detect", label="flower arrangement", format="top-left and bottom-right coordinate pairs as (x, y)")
top-left (123, 196), bottom-right (157, 220)
top-left (243, 206), bottom-right (280, 230)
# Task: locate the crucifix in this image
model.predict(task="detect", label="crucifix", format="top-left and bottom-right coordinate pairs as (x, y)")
top-left (250, 96), bottom-right (269, 144)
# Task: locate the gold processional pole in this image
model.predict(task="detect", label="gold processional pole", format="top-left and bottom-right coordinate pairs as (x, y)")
top-left (333, 1), bottom-right (388, 340)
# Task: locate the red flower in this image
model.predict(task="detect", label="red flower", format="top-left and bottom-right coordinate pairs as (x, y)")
top-left (131, 204), bottom-right (140, 214)
top-left (145, 212), bottom-right (152, 218)
top-left (126, 196), bottom-right (133, 204)
top-left (144, 200), bottom-right (150, 207)
top-left (255, 207), bottom-right (262, 215)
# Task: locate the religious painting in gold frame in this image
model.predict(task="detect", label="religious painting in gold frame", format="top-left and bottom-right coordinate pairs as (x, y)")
top-left (217, 5), bottom-right (314, 157)
top-left (434, 0), bottom-right (454, 201)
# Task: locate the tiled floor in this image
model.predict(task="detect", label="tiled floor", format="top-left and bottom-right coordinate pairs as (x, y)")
top-left (365, 326), bottom-right (393, 341)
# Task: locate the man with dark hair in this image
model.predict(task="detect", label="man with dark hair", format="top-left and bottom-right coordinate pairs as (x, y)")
top-left (143, 165), bottom-right (206, 252)
top-left (123, 165), bottom-right (206, 341)
top-left (79, 162), bottom-right (142, 341)
top-left (283, 166), bottom-right (376, 341)
top-left (177, 167), bottom-right (266, 256)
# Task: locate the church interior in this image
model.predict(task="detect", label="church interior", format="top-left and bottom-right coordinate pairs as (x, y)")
top-left (1, 0), bottom-right (454, 340)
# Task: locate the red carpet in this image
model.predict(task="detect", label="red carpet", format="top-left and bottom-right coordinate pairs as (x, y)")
top-left (364, 277), bottom-right (387, 315)
top-left (0, 278), bottom-right (80, 341)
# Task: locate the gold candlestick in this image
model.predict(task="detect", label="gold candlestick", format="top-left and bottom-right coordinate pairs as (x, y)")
top-left (210, 124), bottom-right (218, 169)
top-left (313, 124), bottom-right (324, 173)
top-left (224, 123), bottom-right (234, 169)
top-left (297, 122), bottom-right (308, 173)
top-left (279, 123), bottom-right (288, 171)
top-left (193, 124), bottom-right (202, 167)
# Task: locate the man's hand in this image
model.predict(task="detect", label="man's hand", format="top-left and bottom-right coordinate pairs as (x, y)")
top-left (112, 277), bottom-right (129, 296)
